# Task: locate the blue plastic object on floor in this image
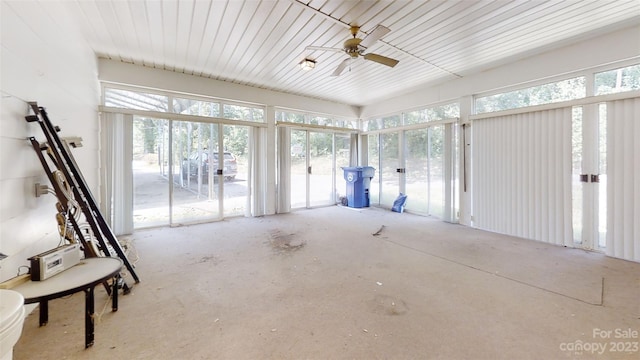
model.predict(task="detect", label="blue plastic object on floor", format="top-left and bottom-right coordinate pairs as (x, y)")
top-left (391, 193), bottom-right (408, 213)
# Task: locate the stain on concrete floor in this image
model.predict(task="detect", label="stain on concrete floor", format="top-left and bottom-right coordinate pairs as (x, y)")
top-left (268, 229), bottom-right (306, 253)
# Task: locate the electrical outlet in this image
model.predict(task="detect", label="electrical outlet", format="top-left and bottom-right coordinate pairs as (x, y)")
top-left (35, 183), bottom-right (49, 197)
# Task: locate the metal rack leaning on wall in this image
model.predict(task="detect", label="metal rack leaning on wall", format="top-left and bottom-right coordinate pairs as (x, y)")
top-left (25, 102), bottom-right (140, 291)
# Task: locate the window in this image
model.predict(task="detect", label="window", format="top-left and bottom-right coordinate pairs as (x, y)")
top-left (309, 115), bottom-right (331, 126)
top-left (174, 98), bottom-right (220, 117)
top-left (223, 104), bottom-right (264, 122)
top-left (275, 110), bottom-right (355, 129)
top-left (105, 88), bottom-right (168, 112)
top-left (364, 103), bottom-right (459, 132)
top-left (105, 88), bottom-right (265, 122)
top-left (363, 115), bottom-right (400, 131)
top-left (404, 103), bottom-right (460, 125)
top-left (475, 77), bottom-right (586, 113)
top-left (594, 64), bottom-right (640, 95)
top-left (276, 111), bottom-right (305, 123)
top-left (333, 118), bottom-right (357, 129)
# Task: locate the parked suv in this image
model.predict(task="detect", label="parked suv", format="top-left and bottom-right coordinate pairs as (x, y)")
top-left (182, 151), bottom-right (238, 182)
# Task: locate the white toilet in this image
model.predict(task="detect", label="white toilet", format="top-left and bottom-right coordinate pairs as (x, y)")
top-left (0, 290), bottom-right (25, 360)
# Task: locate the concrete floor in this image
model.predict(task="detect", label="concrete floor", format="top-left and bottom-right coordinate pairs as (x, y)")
top-left (13, 206), bottom-right (640, 359)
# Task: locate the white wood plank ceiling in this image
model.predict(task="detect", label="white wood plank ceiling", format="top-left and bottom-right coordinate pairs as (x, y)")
top-left (27, 0), bottom-right (640, 106)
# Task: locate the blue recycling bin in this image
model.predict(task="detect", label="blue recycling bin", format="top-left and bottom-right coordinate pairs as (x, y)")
top-left (342, 166), bottom-right (375, 208)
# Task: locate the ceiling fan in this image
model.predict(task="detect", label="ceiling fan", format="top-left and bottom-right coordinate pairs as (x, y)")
top-left (306, 25), bottom-right (399, 76)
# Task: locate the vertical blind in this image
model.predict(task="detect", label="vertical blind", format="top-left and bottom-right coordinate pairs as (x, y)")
top-left (248, 126), bottom-right (267, 216)
top-left (606, 97), bottom-right (639, 262)
top-left (277, 126), bottom-right (291, 213)
top-left (472, 108), bottom-right (573, 246)
top-left (100, 112), bottom-right (134, 235)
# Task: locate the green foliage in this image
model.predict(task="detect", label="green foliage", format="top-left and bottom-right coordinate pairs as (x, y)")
top-left (476, 77), bottom-right (586, 113)
top-left (133, 117), bottom-right (161, 155)
top-left (595, 64), bottom-right (640, 95)
top-left (405, 103), bottom-right (460, 125)
top-left (290, 130), bottom-right (334, 157)
top-left (224, 125), bottom-right (248, 156)
top-left (175, 99), bottom-right (220, 117)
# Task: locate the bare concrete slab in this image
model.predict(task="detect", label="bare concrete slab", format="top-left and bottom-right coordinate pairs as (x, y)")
top-left (14, 206), bottom-right (640, 359)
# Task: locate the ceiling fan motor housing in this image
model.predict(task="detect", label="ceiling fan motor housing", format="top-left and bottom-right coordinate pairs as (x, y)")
top-left (344, 37), bottom-right (362, 57)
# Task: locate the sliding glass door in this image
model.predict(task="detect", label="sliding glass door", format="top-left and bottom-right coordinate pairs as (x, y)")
top-left (132, 117), bottom-right (250, 228)
top-left (133, 117), bottom-right (170, 228)
top-left (335, 134), bottom-right (351, 204)
top-left (171, 121), bottom-right (222, 224)
top-left (290, 129), bottom-right (347, 209)
top-left (380, 132), bottom-right (401, 207)
top-left (309, 131), bottom-right (335, 207)
top-left (404, 126), bottom-right (445, 216)
top-left (368, 123), bottom-right (453, 219)
top-left (290, 129), bottom-right (307, 209)
top-left (222, 124), bottom-right (249, 217)
top-left (572, 104), bottom-right (607, 250)
top-left (368, 134), bottom-right (380, 205)
top-left (404, 128), bottom-right (429, 214)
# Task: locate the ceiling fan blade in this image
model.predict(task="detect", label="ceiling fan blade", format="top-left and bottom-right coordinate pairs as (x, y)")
top-left (359, 25), bottom-right (391, 49)
top-left (363, 53), bottom-right (399, 68)
top-left (331, 58), bottom-right (350, 76)
top-left (306, 46), bottom-right (343, 53)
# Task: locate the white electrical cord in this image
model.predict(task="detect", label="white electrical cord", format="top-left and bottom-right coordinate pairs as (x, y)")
top-left (53, 170), bottom-right (81, 222)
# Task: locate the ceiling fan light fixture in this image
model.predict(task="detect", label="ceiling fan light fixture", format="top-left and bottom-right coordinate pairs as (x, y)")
top-left (299, 58), bottom-right (316, 71)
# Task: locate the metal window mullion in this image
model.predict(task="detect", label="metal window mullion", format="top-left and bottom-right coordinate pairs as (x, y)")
top-left (217, 123), bottom-right (224, 217)
top-left (305, 131), bottom-right (311, 208)
top-left (443, 123), bottom-right (454, 222)
top-left (332, 134), bottom-right (336, 204)
top-left (427, 127), bottom-right (432, 216)
top-left (399, 130), bottom-right (406, 194)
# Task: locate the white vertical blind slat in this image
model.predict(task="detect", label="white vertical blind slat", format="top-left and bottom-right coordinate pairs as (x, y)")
top-left (472, 107), bottom-right (572, 245)
top-left (635, 99), bottom-right (640, 262)
top-left (635, 99), bottom-right (640, 261)
top-left (248, 126), bottom-right (267, 217)
top-left (100, 112), bottom-right (134, 235)
top-left (277, 126), bottom-right (291, 213)
top-left (606, 97), bottom-right (639, 262)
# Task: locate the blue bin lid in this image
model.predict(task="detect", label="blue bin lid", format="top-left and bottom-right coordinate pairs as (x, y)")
top-left (341, 166), bottom-right (375, 178)
top-left (361, 166), bottom-right (375, 177)
top-left (341, 166), bottom-right (363, 171)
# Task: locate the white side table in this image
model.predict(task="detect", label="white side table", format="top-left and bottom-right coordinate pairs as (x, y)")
top-left (13, 257), bottom-right (123, 348)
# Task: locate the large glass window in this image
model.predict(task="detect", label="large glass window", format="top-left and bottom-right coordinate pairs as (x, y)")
top-left (594, 64), bottom-right (640, 95)
top-left (105, 87), bottom-right (265, 123)
top-left (476, 77), bottom-right (586, 113)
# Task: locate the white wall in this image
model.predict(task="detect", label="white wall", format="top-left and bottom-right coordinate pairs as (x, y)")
top-left (361, 25), bottom-right (640, 118)
top-left (0, 2), bottom-right (100, 282)
top-left (98, 59), bottom-right (361, 118)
